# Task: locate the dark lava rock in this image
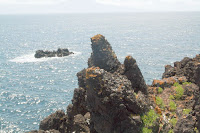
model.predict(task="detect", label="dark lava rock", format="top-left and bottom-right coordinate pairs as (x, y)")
top-left (88, 34), bottom-right (121, 73)
top-left (28, 129), bottom-right (60, 133)
top-left (174, 115), bottom-right (196, 133)
top-left (33, 35), bottom-right (200, 133)
top-left (85, 67), bottom-right (149, 133)
top-left (124, 56), bottom-right (148, 94)
top-left (35, 48), bottom-right (73, 58)
top-left (67, 87), bottom-right (88, 120)
top-left (77, 69), bottom-right (87, 88)
top-left (39, 110), bottom-right (66, 132)
top-left (152, 76), bottom-right (187, 88)
top-left (162, 54), bottom-right (200, 87)
top-left (71, 114), bottom-right (90, 133)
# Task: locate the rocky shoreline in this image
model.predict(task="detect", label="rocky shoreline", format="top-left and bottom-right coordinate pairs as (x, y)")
top-left (30, 34), bottom-right (200, 133)
top-left (34, 48), bottom-right (74, 58)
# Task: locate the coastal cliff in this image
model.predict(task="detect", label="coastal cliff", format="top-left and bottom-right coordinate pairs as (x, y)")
top-left (30, 35), bottom-right (200, 133)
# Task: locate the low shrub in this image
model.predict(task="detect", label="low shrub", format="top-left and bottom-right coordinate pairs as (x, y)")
top-left (141, 109), bottom-right (159, 129)
top-left (158, 87), bottom-right (163, 94)
top-left (170, 118), bottom-right (177, 127)
top-left (173, 82), bottom-right (181, 87)
top-left (156, 96), bottom-right (165, 108)
top-left (183, 109), bottom-right (192, 115)
top-left (142, 127), bottom-right (152, 133)
top-left (174, 86), bottom-right (184, 100)
top-left (169, 101), bottom-right (176, 112)
top-left (169, 95), bottom-right (175, 100)
top-left (182, 82), bottom-right (192, 85)
top-left (168, 129), bottom-right (174, 133)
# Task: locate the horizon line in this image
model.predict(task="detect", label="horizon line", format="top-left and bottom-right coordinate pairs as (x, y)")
top-left (0, 11), bottom-right (200, 15)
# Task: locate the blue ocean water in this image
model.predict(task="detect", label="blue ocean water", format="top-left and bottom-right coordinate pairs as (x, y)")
top-left (0, 12), bottom-right (200, 132)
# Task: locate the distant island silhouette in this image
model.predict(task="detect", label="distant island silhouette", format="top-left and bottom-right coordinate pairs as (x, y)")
top-left (34, 48), bottom-right (74, 58)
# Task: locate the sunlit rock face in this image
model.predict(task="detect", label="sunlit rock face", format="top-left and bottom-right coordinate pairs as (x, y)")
top-left (88, 34), bottom-right (121, 73)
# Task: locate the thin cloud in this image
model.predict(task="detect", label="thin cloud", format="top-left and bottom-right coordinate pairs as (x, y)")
top-left (0, 0), bottom-right (67, 5)
top-left (96, 0), bottom-right (200, 11)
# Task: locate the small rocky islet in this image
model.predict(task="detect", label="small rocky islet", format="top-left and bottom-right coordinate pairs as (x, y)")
top-left (30, 34), bottom-right (200, 133)
top-left (34, 48), bottom-right (74, 58)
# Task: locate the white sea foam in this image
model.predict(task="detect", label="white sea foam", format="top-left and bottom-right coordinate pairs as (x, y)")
top-left (9, 51), bottom-right (81, 63)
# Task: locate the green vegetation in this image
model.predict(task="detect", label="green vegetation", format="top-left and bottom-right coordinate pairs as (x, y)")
top-left (168, 129), bottom-right (174, 133)
top-left (183, 109), bottom-right (192, 115)
top-left (142, 127), bottom-right (152, 133)
top-left (169, 101), bottom-right (176, 112)
top-left (173, 82), bottom-right (181, 87)
top-left (158, 87), bottom-right (163, 94)
top-left (194, 127), bottom-right (199, 133)
top-left (169, 95), bottom-right (175, 100)
top-left (141, 109), bottom-right (159, 133)
top-left (174, 86), bottom-right (184, 100)
top-left (182, 82), bottom-right (192, 85)
top-left (170, 118), bottom-right (177, 127)
top-left (156, 96), bottom-right (165, 108)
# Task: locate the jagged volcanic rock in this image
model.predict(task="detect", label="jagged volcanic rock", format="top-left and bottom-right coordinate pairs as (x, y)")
top-left (124, 56), bottom-right (148, 94)
top-left (31, 35), bottom-right (200, 133)
top-left (39, 110), bottom-right (67, 132)
top-left (85, 67), bottom-right (149, 133)
top-left (88, 34), bottom-right (121, 73)
top-left (34, 48), bottom-right (74, 58)
top-left (163, 54), bottom-right (200, 87)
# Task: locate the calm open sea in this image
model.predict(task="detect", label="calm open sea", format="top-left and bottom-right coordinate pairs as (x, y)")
top-left (0, 12), bottom-right (200, 132)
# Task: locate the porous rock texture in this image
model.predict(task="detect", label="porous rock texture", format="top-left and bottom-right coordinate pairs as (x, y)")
top-left (88, 34), bottom-right (121, 73)
top-left (31, 34), bottom-right (200, 133)
top-left (163, 55), bottom-right (200, 87)
top-left (124, 56), bottom-right (148, 94)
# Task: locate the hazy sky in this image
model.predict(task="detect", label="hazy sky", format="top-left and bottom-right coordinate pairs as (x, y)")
top-left (0, 0), bottom-right (200, 14)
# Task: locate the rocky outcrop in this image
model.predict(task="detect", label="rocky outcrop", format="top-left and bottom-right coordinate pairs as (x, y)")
top-left (163, 54), bottom-right (200, 87)
top-left (39, 110), bottom-right (67, 132)
top-left (152, 76), bottom-right (187, 88)
top-left (124, 56), bottom-right (148, 94)
top-left (31, 35), bottom-right (200, 133)
top-left (34, 48), bottom-right (73, 58)
top-left (85, 67), bottom-right (149, 133)
top-left (88, 34), bottom-right (121, 73)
